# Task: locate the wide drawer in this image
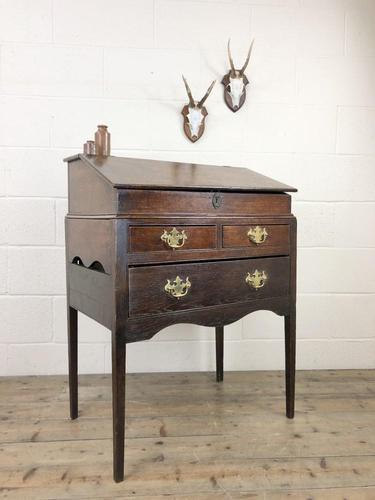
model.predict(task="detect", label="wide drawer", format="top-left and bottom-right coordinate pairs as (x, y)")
top-left (129, 225), bottom-right (217, 253)
top-left (223, 224), bottom-right (289, 252)
top-left (119, 190), bottom-right (291, 216)
top-left (128, 256), bottom-right (289, 317)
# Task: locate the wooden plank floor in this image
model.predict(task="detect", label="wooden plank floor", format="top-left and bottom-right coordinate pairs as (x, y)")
top-left (1, 370), bottom-right (375, 499)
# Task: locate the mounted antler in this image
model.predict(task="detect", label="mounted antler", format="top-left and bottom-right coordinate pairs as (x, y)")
top-left (181, 75), bottom-right (216, 143)
top-left (240, 39), bottom-right (253, 75)
top-left (222, 38), bottom-right (254, 112)
top-left (227, 39), bottom-right (236, 78)
top-left (182, 75), bottom-right (195, 108)
top-left (198, 80), bottom-right (216, 108)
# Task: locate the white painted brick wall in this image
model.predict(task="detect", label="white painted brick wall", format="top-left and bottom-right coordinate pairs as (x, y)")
top-left (337, 107), bottom-right (375, 154)
top-left (8, 247), bottom-right (65, 295)
top-left (0, 96), bottom-right (52, 147)
top-left (54, 0), bottom-right (154, 47)
top-left (1, 45), bottom-right (104, 97)
top-left (0, 0), bottom-right (374, 375)
top-left (5, 198), bottom-right (55, 245)
top-left (2, 149), bottom-right (68, 197)
top-left (0, 0), bottom-right (53, 43)
top-left (0, 296), bottom-right (53, 343)
top-left (0, 248), bottom-right (7, 294)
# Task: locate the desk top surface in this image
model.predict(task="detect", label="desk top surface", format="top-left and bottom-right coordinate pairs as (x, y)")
top-left (65, 154), bottom-right (297, 193)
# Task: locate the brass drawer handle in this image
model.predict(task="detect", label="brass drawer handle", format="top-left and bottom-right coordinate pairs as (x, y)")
top-left (246, 270), bottom-right (268, 290)
top-left (164, 276), bottom-right (191, 298)
top-left (247, 226), bottom-right (268, 245)
top-left (161, 227), bottom-right (187, 249)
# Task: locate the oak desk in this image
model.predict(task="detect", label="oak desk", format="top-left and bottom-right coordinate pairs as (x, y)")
top-left (64, 154), bottom-right (297, 482)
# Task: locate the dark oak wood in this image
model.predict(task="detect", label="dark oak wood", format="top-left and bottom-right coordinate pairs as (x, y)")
top-left (125, 216), bottom-right (292, 265)
top-left (285, 216), bottom-right (297, 419)
top-left (67, 306), bottom-right (78, 420)
top-left (65, 154), bottom-right (297, 192)
top-left (125, 296), bottom-right (290, 343)
top-left (118, 189), bottom-right (291, 217)
top-left (68, 264), bottom-right (113, 329)
top-left (128, 257), bottom-right (290, 317)
top-left (129, 225), bottom-right (217, 253)
top-left (223, 224), bottom-right (289, 251)
top-left (67, 219), bottom-right (114, 274)
top-left (216, 326), bottom-right (224, 382)
top-left (68, 158), bottom-right (117, 216)
top-left (64, 154), bottom-right (297, 482)
top-left (111, 330), bottom-right (126, 482)
top-left (285, 312), bottom-right (296, 419)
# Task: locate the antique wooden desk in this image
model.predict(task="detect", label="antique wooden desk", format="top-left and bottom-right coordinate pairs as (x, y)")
top-left (64, 154), bottom-right (297, 482)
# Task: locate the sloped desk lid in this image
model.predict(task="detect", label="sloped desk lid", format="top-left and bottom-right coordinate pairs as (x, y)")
top-left (64, 154), bottom-right (297, 193)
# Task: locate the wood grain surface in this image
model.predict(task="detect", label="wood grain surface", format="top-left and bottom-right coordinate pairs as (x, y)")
top-left (118, 190), bottom-right (291, 217)
top-left (1, 370), bottom-right (374, 499)
top-left (222, 224), bottom-right (289, 250)
top-left (65, 154), bottom-right (297, 193)
top-left (129, 225), bottom-right (217, 253)
top-left (64, 154), bottom-right (297, 482)
top-left (128, 257), bottom-right (289, 316)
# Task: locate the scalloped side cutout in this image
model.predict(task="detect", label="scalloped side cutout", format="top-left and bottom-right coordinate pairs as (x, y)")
top-left (72, 256), bottom-right (106, 274)
top-left (89, 261), bottom-right (105, 273)
top-left (72, 256), bottom-right (84, 266)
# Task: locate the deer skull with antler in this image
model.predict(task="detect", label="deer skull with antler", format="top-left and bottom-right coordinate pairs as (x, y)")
top-left (222, 39), bottom-right (254, 112)
top-left (181, 75), bottom-right (215, 142)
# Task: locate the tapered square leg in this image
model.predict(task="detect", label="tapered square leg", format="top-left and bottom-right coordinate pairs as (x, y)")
top-left (68, 306), bottom-right (78, 420)
top-left (285, 311), bottom-right (296, 419)
top-left (112, 330), bottom-right (126, 482)
top-left (215, 326), bottom-right (224, 382)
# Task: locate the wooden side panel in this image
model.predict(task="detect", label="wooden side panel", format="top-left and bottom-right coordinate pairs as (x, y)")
top-left (118, 190), bottom-right (291, 216)
top-left (68, 264), bottom-right (113, 330)
top-left (66, 218), bottom-right (114, 274)
top-left (128, 256), bottom-right (290, 317)
top-left (68, 159), bottom-right (117, 215)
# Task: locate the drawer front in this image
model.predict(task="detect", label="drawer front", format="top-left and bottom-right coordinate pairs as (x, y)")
top-left (129, 225), bottom-right (217, 253)
top-left (119, 189), bottom-right (291, 216)
top-left (223, 224), bottom-right (289, 253)
top-left (128, 256), bottom-right (289, 317)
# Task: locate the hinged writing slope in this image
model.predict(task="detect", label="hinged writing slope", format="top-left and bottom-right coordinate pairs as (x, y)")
top-left (64, 153), bottom-right (296, 191)
top-left (64, 154), bottom-right (296, 216)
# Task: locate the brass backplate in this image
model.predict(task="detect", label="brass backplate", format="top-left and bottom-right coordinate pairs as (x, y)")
top-left (164, 276), bottom-right (191, 298)
top-left (245, 269), bottom-right (268, 290)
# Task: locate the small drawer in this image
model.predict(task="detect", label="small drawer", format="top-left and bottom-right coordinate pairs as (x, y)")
top-left (223, 224), bottom-right (289, 252)
top-left (128, 256), bottom-right (289, 316)
top-left (129, 225), bottom-right (217, 253)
